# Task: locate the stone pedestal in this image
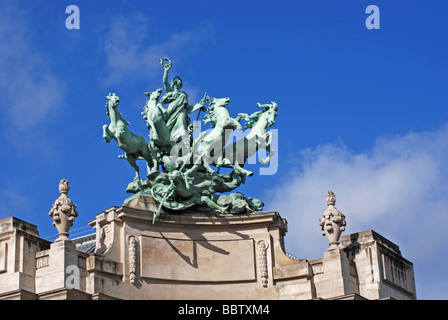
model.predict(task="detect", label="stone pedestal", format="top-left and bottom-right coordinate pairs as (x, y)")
top-left (310, 248), bottom-right (359, 299)
top-left (35, 240), bottom-right (88, 299)
top-left (87, 195), bottom-right (314, 300)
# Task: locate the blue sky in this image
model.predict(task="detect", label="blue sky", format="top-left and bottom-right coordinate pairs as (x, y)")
top-left (0, 0), bottom-right (447, 299)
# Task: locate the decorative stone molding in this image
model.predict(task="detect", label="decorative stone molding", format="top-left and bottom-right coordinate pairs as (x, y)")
top-left (311, 262), bottom-right (323, 275)
top-left (91, 209), bottom-right (122, 256)
top-left (257, 240), bottom-right (269, 288)
top-left (102, 225), bottom-right (112, 250)
top-left (36, 255), bottom-right (49, 269)
top-left (48, 179), bottom-right (78, 242)
top-left (319, 191), bottom-right (346, 250)
top-left (95, 224), bottom-right (113, 254)
top-left (381, 252), bottom-right (414, 294)
top-left (128, 236), bottom-right (138, 284)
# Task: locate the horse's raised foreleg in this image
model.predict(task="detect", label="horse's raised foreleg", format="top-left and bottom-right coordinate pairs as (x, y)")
top-left (236, 113), bottom-right (250, 122)
top-left (233, 162), bottom-right (254, 177)
top-left (102, 125), bottom-right (112, 143)
top-left (259, 147), bottom-right (274, 165)
top-left (258, 131), bottom-right (274, 165)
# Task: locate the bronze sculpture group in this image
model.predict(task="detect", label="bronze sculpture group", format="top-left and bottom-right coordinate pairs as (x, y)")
top-left (103, 58), bottom-right (277, 220)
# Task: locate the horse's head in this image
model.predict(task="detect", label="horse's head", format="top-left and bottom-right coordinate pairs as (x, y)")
top-left (145, 88), bottom-right (163, 101)
top-left (105, 93), bottom-right (120, 118)
top-left (106, 93), bottom-right (120, 108)
top-left (266, 102), bottom-right (278, 127)
top-left (212, 97), bottom-right (230, 108)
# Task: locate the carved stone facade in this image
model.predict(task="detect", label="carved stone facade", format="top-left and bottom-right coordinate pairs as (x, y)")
top-left (257, 240), bottom-right (269, 288)
top-left (128, 236), bottom-right (137, 285)
top-left (0, 195), bottom-right (416, 300)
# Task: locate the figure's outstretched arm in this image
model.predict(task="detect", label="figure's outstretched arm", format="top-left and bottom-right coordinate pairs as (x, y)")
top-left (160, 58), bottom-right (172, 93)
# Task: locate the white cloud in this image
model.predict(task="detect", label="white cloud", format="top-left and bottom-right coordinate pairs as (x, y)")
top-left (266, 125), bottom-right (448, 298)
top-left (102, 13), bottom-right (214, 86)
top-left (0, 1), bottom-right (64, 132)
top-left (0, 189), bottom-right (33, 219)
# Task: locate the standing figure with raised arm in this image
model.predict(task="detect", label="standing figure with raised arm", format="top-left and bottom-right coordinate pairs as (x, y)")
top-left (159, 58), bottom-right (206, 156)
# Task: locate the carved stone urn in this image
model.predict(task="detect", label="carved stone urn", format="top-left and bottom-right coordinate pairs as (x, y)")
top-left (319, 191), bottom-right (346, 250)
top-left (49, 179), bottom-right (79, 242)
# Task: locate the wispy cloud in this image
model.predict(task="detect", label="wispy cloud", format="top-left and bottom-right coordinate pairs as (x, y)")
top-left (266, 125), bottom-right (448, 299)
top-left (102, 12), bottom-right (214, 87)
top-left (0, 189), bottom-right (34, 219)
top-left (0, 1), bottom-right (64, 151)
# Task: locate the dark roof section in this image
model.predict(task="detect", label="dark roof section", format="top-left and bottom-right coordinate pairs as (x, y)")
top-left (72, 233), bottom-right (96, 253)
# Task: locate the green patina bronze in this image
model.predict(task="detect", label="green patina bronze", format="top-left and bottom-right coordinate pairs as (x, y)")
top-left (102, 58), bottom-right (277, 221)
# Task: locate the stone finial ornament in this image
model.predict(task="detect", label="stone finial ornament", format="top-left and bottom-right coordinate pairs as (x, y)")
top-left (319, 191), bottom-right (346, 250)
top-left (49, 179), bottom-right (79, 242)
